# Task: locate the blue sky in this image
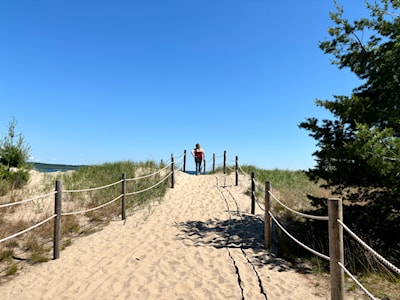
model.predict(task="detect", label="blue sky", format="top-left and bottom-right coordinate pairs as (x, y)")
top-left (1, 0), bottom-right (367, 170)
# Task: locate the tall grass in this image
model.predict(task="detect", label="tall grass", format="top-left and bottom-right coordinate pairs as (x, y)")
top-left (236, 165), bottom-right (399, 300)
top-left (0, 160), bottom-right (169, 281)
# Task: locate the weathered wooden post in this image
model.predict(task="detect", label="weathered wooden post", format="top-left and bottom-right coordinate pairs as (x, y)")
top-left (171, 154), bottom-right (174, 189)
top-left (121, 173), bottom-right (126, 221)
top-left (251, 172), bottom-right (255, 214)
top-left (183, 150), bottom-right (186, 173)
top-left (264, 181), bottom-right (271, 250)
top-left (328, 198), bottom-right (344, 300)
top-left (235, 156), bottom-right (239, 186)
top-left (53, 180), bottom-right (62, 260)
top-left (213, 153), bottom-right (216, 172)
top-left (223, 150), bottom-right (227, 174)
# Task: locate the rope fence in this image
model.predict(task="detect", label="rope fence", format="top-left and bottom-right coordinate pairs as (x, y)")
top-left (1, 150), bottom-right (398, 300)
top-left (244, 171), bottom-right (400, 300)
top-left (0, 191), bottom-right (57, 208)
top-left (0, 158), bottom-right (177, 260)
top-left (182, 149), bottom-right (227, 174)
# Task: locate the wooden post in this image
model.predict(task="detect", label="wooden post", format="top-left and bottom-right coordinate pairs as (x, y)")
top-left (251, 172), bottom-right (255, 214)
top-left (235, 156), bottom-right (239, 186)
top-left (171, 154), bottom-right (174, 189)
top-left (53, 180), bottom-right (62, 260)
top-left (183, 150), bottom-right (186, 172)
top-left (223, 150), bottom-right (226, 174)
top-left (328, 198), bottom-right (344, 300)
top-left (264, 181), bottom-right (271, 250)
top-left (213, 153), bottom-right (216, 172)
top-left (121, 173), bottom-right (126, 221)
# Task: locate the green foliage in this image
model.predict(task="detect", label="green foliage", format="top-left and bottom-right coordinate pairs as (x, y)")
top-left (0, 117), bottom-right (31, 169)
top-left (0, 117), bottom-right (31, 192)
top-left (298, 1), bottom-right (400, 259)
top-left (5, 264), bottom-right (18, 276)
top-left (297, 1), bottom-right (400, 284)
top-left (58, 160), bottom-right (168, 221)
top-left (299, 1), bottom-right (400, 192)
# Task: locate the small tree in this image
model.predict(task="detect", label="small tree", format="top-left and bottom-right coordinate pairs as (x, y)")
top-left (299, 0), bottom-right (400, 200)
top-left (298, 0), bottom-right (400, 267)
top-left (0, 117), bottom-right (31, 190)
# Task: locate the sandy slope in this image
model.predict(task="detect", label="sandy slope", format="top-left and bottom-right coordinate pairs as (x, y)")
top-left (1, 171), bottom-right (366, 300)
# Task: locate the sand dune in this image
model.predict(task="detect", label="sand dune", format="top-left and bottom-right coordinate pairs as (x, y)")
top-left (1, 171), bottom-right (365, 299)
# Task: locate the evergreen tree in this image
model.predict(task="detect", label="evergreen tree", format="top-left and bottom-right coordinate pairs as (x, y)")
top-left (300, 0), bottom-right (400, 201)
top-left (0, 117), bottom-right (31, 190)
top-left (299, 0), bottom-right (400, 262)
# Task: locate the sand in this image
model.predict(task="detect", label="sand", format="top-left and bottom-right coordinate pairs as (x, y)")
top-left (1, 171), bottom-right (363, 299)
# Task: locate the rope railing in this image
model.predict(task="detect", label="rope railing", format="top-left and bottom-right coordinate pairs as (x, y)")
top-left (253, 174), bottom-right (399, 300)
top-left (64, 179), bottom-right (123, 193)
top-left (2, 151), bottom-right (397, 300)
top-left (181, 149), bottom-right (230, 174)
top-left (338, 262), bottom-right (377, 300)
top-left (126, 170), bottom-right (172, 196)
top-left (174, 161), bottom-right (185, 172)
top-left (338, 219), bottom-right (400, 275)
top-left (126, 163), bottom-right (171, 182)
top-left (0, 157), bottom-right (178, 262)
top-left (0, 190), bottom-right (57, 208)
top-left (268, 190), bottom-right (329, 221)
top-left (61, 194), bottom-right (124, 216)
top-left (268, 211), bottom-right (330, 261)
top-left (113, 153), bottom-right (400, 300)
top-left (246, 175), bottom-right (331, 261)
top-left (252, 191), bottom-right (265, 212)
top-left (0, 214), bottom-right (56, 243)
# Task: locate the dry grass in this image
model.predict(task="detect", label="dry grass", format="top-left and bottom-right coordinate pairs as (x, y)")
top-left (0, 161), bottom-right (168, 283)
top-left (1, 164), bottom-right (398, 299)
top-left (246, 167), bottom-right (399, 300)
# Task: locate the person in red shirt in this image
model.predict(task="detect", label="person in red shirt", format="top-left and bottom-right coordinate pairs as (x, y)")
top-left (191, 143), bottom-right (206, 175)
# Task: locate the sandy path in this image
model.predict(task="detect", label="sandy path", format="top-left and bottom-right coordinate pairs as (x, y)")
top-left (1, 172), bottom-right (334, 300)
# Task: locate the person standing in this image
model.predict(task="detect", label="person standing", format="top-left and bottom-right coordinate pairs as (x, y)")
top-left (191, 143), bottom-right (205, 175)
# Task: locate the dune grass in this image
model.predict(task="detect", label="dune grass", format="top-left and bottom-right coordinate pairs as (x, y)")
top-left (1, 161), bottom-right (398, 298)
top-left (0, 160), bottom-right (169, 282)
top-left (234, 165), bottom-right (399, 300)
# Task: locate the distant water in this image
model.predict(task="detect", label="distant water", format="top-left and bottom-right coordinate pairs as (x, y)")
top-left (31, 163), bottom-right (83, 173)
top-left (185, 170), bottom-right (208, 175)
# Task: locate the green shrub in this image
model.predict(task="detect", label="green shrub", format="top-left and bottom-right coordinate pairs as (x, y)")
top-left (5, 264), bottom-right (18, 276)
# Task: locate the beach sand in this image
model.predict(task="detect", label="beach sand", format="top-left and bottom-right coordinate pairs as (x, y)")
top-left (1, 171), bottom-right (365, 299)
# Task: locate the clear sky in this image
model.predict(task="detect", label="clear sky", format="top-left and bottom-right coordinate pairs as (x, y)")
top-left (1, 0), bottom-right (367, 170)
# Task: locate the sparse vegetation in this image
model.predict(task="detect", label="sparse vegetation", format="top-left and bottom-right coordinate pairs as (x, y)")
top-left (236, 165), bottom-right (399, 300)
top-left (0, 160), bottom-right (169, 282)
top-left (1, 161), bottom-right (398, 298)
top-left (0, 117), bottom-right (31, 195)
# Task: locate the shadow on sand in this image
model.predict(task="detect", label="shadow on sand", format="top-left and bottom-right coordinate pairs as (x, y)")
top-left (174, 214), bottom-right (313, 274)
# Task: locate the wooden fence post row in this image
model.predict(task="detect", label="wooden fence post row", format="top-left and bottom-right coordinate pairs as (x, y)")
top-left (263, 181), bottom-right (345, 300)
top-left (52, 164), bottom-right (176, 259)
top-left (182, 150), bottom-right (229, 174)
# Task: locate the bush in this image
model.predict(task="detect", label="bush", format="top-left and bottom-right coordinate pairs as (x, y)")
top-left (0, 117), bottom-right (31, 193)
top-left (1, 169), bottom-right (30, 189)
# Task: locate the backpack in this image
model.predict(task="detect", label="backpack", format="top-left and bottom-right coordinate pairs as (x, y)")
top-left (195, 150), bottom-right (203, 159)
